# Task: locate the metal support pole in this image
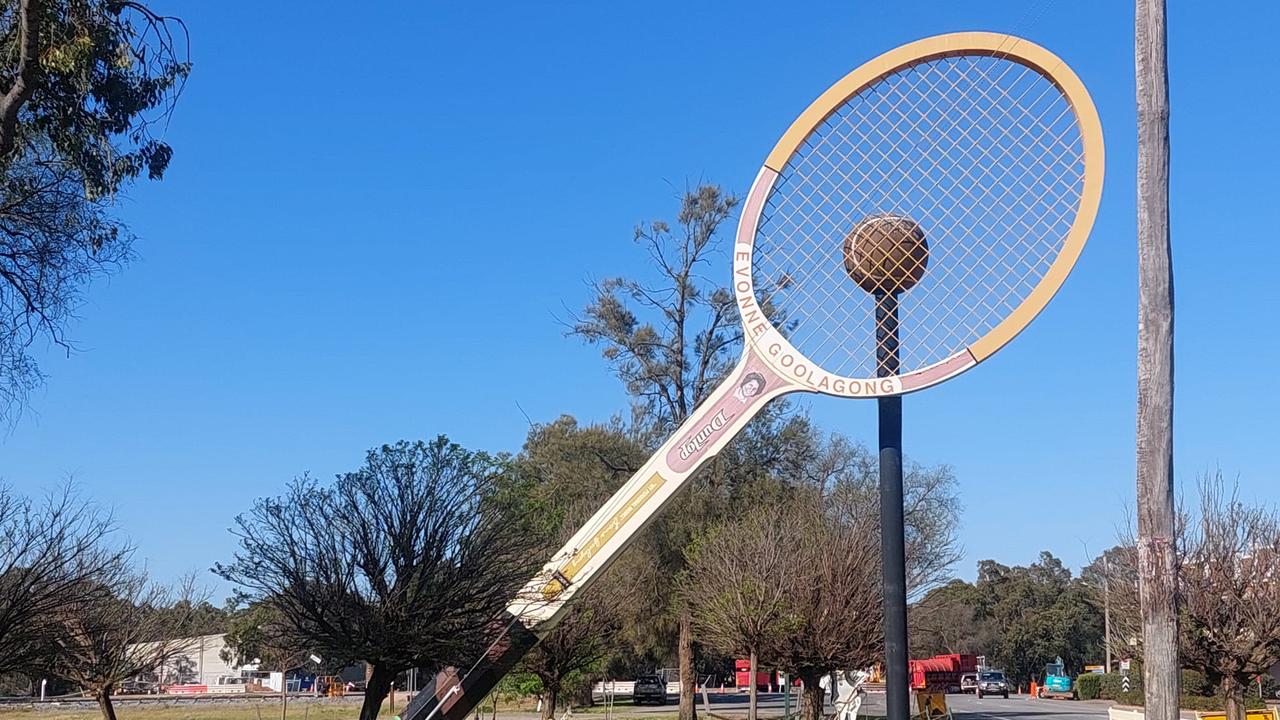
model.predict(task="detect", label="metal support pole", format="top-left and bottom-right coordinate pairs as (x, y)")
top-left (876, 292), bottom-right (908, 720)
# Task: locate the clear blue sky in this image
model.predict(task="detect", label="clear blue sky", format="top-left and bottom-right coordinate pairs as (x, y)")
top-left (3, 1), bottom-right (1278, 594)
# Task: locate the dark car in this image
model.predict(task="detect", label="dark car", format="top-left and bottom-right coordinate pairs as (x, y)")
top-left (633, 676), bottom-right (668, 705)
top-left (118, 679), bottom-right (160, 695)
top-left (976, 670), bottom-right (1009, 699)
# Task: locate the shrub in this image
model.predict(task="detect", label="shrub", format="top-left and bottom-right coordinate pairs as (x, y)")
top-left (1176, 693), bottom-right (1266, 712)
top-left (1181, 669), bottom-right (1211, 697)
top-left (1177, 695), bottom-right (1219, 712)
top-left (1115, 690), bottom-right (1145, 707)
top-left (1076, 673), bottom-right (1102, 700)
top-left (496, 672), bottom-right (543, 705)
top-left (1260, 674), bottom-right (1279, 700)
top-left (1101, 687), bottom-right (1267, 711)
top-left (1100, 672), bottom-right (1142, 700)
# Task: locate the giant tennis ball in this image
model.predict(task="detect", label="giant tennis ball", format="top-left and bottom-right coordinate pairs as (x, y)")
top-left (843, 213), bottom-right (929, 294)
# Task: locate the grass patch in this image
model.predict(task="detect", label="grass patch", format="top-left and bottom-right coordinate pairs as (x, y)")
top-left (0, 699), bottom-right (391, 720)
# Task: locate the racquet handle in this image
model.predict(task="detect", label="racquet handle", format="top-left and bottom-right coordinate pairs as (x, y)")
top-left (397, 612), bottom-right (540, 720)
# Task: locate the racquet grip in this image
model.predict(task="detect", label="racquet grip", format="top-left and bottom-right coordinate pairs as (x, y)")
top-left (397, 612), bottom-right (540, 720)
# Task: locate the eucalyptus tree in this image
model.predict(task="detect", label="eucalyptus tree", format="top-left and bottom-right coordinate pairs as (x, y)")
top-left (572, 184), bottom-right (745, 720)
top-left (515, 416), bottom-right (646, 719)
top-left (0, 0), bottom-right (190, 421)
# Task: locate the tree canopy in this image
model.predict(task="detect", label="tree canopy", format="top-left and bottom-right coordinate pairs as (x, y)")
top-left (514, 416), bottom-right (647, 719)
top-left (0, 0), bottom-right (189, 421)
top-left (217, 437), bottom-right (543, 720)
top-left (1102, 473), bottom-right (1280, 720)
top-left (0, 484), bottom-right (128, 678)
top-left (911, 551), bottom-right (1104, 687)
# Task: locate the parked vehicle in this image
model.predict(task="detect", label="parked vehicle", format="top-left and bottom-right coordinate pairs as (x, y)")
top-left (633, 676), bottom-right (668, 705)
top-left (117, 680), bottom-right (159, 695)
top-left (909, 654), bottom-right (978, 693)
top-left (734, 659), bottom-right (775, 691)
top-left (976, 670), bottom-right (1009, 699)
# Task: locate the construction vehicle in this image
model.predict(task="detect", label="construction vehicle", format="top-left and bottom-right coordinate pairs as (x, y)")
top-left (315, 675), bottom-right (346, 698)
top-left (733, 658), bottom-right (775, 691)
top-left (909, 654), bottom-right (978, 693)
top-left (1037, 657), bottom-right (1075, 699)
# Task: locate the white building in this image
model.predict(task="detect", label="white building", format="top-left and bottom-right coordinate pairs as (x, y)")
top-left (139, 633), bottom-right (257, 685)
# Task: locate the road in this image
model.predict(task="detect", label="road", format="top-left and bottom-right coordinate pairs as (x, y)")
top-left (609, 691), bottom-right (1120, 720)
top-left (946, 694), bottom-right (1115, 720)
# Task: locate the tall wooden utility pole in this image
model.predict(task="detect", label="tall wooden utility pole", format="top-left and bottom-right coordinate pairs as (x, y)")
top-left (1135, 2), bottom-right (1179, 720)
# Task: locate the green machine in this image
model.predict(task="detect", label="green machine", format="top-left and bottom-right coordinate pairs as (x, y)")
top-left (1038, 657), bottom-right (1075, 700)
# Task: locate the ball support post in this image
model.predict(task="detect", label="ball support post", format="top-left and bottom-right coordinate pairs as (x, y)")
top-left (876, 291), bottom-right (909, 720)
top-left (856, 212), bottom-right (919, 720)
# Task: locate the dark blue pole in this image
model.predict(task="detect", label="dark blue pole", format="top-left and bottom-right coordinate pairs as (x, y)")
top-left (876, 292), bottom-right (908, 720)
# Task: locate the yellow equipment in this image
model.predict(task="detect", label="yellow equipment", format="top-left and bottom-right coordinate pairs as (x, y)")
top-left (915, 690), bottom-right (951, 720)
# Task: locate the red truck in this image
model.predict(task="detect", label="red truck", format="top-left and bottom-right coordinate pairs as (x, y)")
top-left (909, 654), bottom-right (978, 692)
top-left (734, 659), bottom-right (776, 690)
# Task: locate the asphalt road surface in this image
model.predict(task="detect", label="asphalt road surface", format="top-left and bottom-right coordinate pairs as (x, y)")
top-left (947, 694), bottom-right (1115, 720)
top-left (612, 691), bottom-right (1119, 720)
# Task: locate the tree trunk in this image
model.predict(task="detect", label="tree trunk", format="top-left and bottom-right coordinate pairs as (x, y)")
top-left (361, 663), bottom-right (397, 720)
top-left (679, 607), bottom-right (696, 720)
top-left (1135, 3), bottom-right (1179, 720)
top-left (96, 687), bottom-right (118, 720)
top-left (748, 650), bottom-right (758, 720)
top-left (542, 684), bottom-right (559, 720)
top-left (1223, 676), bottom-right (1246, 720)
top-left (799, 674), bottom-right (824, 720)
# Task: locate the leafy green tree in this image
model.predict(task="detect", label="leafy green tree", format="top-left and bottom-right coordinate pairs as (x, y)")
top-left (572, 184), bottom-right (744, 720)
top-left (0, 0), bottom-right (189, 421)
top-left (811, 433), bottom-right (962, 597)
top-left (574, 185), bottom-right (741, 435)
top-left (514, 417), bottom-right (647, 719)
top-left (220, 599), bottom-right (306, 672)
top-left (912, 552), bottom-right (1104, 688)
top-left (910, 580), bottom-right (995, 657)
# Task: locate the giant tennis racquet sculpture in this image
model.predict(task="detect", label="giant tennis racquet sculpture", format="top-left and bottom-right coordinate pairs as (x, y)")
top-left (402, 31), bottom-right (1103, 720)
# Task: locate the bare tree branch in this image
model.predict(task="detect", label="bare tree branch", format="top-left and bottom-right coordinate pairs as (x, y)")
top-left (217, 437), bottom-right (544, 720)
